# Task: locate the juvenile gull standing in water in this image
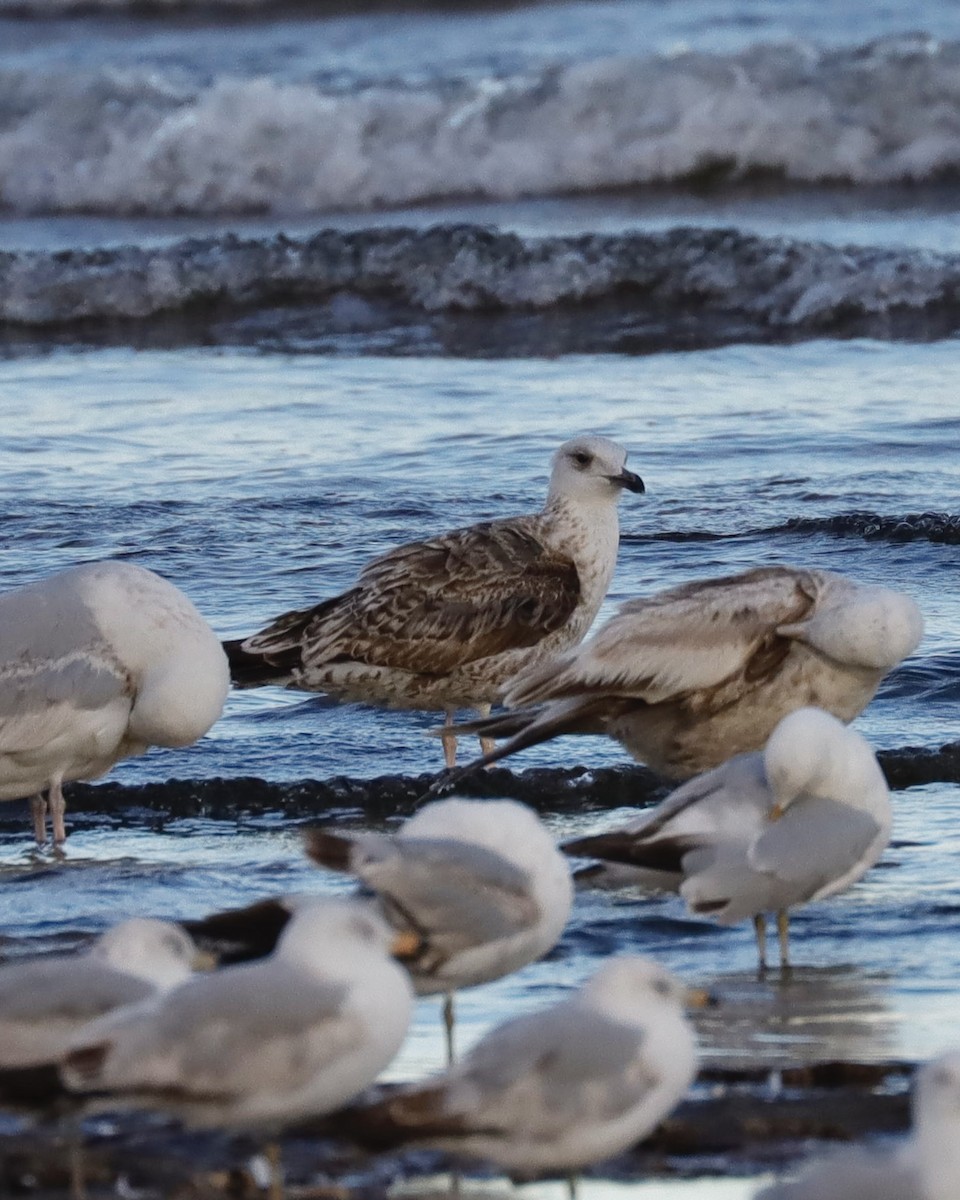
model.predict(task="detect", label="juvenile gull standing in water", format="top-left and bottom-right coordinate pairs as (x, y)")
top-left (449, 566), bottom-right (922, 779)
top-left (61, 901), bottom-right (414, 1200)
top-left (564, 708), bottom-right (892, 971)
top-left (223, 435), bottom-right (644, 766)
top-left (0, 561), bottom-right (230, 844)
top-left (755, 1049), bottom-right (960, 1199)
top-left (184, 798), bottom-right (574, 1064)
top-left (340, 957), bottom-right (706, 1188)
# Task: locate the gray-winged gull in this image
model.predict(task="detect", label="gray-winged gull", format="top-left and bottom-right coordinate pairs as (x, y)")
top-left (183, 798), bottom-right (574, 1065)
top-left (223, 435), bottom-right (644, 766)
top-left (340, 956), bottom-right (707, 1189)
top-left (0, 560), bottom-right (230, 844)
top-left (0, 918), bottom-right (204, 1073)
top-left (564, 707), bottom-right (892, 970)
top-left (305, 796), bottom-right (574, 1062)
top-left (451, 565), bottom-right (923, 778)
top-left (61, 900), bottom-right (414, 1200)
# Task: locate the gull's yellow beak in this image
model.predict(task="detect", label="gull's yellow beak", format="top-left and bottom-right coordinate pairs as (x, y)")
top-left (390, 929), bottom-right (423, 960)
top-left (685, 986), bottom-right (719, 1010)
top-left (768, 801), bottom-right (785, 822)
top-left (191, 949), bottom-right (219, 972)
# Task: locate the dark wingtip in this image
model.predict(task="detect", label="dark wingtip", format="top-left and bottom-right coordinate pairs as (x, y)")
top-left (181, 898), bottom-right (293, 964)
top-left (221, 638), bottom-right (287, 687)
top-left (303, 828), bottom-right (356, 871)
top-left (0, 1063), bottom-right (70, 1109)
top-left (562, 832), bottom-right (689, 875)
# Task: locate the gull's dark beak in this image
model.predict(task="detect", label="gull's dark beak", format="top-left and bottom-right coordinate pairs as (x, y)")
top-left (609, 468), bottom-right (645, 494)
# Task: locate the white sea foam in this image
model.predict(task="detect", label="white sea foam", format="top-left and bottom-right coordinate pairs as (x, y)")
top-left (1, 36), bottom-right (960, 215)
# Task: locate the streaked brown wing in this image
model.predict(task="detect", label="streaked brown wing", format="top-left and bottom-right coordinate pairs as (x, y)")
top-left (288, 520), bottom-right (581, 675)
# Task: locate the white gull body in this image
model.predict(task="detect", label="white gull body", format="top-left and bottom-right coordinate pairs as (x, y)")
top-left (224, 435), bottom-right (643, 766)
top-left (346, 956), bottom-right (702, 1176)
top-left (565, 708), bottom-right (892, 970)
top-left (0, 918), bottom-right (201, 1070)
top-left (61, 901), bottom-right (414, 1131)
top-left (755, 1050), bottom-right (960, 1200)
top-left (305, 797), bottom-right (574, 1060)
top-left (0, 560), bottom-right (230, 843)
top-left (457, 566), bottom-right (923, 779)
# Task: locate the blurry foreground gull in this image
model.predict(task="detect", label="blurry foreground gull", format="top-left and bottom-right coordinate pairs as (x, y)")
top-left (185, 798), bottom-right (574, 1064)
top-left (305, 797), bottom-right (574, 1062)
top-left (0, 918), bottom-right (203, 1076)
top-left (223, 435), bottom-right (643, 766)
top-left (0, 561), bottom-right (230, 844)
top-left (755, 1049), bottom-right (960, 1200)
top-left (564, 708), bottom-right (892, 971)
top-left (340, 957), bottom-right (707, 1191)
top-left (61, 901), bottom-right (414, 1199)
top-left (448, 566), bottom-right (922, 779)
top-left (0, 919), bottom-right (205, 1200)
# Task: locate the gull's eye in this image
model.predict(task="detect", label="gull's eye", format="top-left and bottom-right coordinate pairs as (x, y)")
top-left (651, 977), bottom-right (672, 997)
top-left (571, 451), bottom-right (592, 467)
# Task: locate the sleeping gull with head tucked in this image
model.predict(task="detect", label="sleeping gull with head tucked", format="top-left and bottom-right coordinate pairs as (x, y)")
top-left (183, 798), bottom-right (574, 1064)
top-left (0, 560), bottom-right (230, 844)
top-left (755, 1049), bottom-right (960, 1199)
top-left (449, 565), bottom-right (922, 779)
top-left (60, 900), bottom-right (414, 1199)
top-left (564, 707), bottom-right (892, 971)
top-left (340, 956), bottom-right (708, 1190)
top-left (223, 435), bottom-right (644, 766)
top-left (0, 918), bottom-right (203, 1076)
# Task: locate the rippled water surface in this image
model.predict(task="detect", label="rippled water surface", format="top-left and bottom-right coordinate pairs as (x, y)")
top-left (2, 0), bottom-right (960, 1193)
top-left (1, 342), bottom-right (957, 1121)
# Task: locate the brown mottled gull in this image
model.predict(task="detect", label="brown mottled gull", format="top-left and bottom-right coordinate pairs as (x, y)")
top-left (0, 561), bottom-right (230, 844)
top-left (450, 565), bottom-right (923, 779)
top-left (564, 708), bottom-right (892, 971)
top-left (223, 435), bottom-right (644, 766)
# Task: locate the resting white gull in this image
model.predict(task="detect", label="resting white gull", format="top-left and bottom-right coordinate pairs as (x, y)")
top-left (564, 707), bottom-right (892, 971)
top-left (223, 435), bottom-right (644, 767)
top-left (449, 565), bottom-right (923, 779)
top-left (61, 900), bottom-right (414, 1199)
top-left (340, 956), bottom-right (707, 1188)
top-left (0, 918), bottom-right (204, 1074)
top-left (0, 918), bottom-right (207, 1198)
top-left (183, 798), bottom-right (574, 1064)
top-left (0, 560), bottom-right (230, 844)
top-left (755, 1049), bottom-right (960, 1200)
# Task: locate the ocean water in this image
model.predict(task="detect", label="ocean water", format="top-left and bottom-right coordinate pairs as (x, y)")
top-left (0, 0), bottom-right (959, 1195)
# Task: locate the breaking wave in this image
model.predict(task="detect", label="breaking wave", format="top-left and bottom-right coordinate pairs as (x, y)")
top-left (3, 35), bottom-right (960, 214)
top-left (4, 225), bottom-right (960, 353)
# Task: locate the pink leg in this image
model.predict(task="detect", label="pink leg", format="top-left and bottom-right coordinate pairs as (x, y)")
top-left (30, 795), bottom-right (47, 845)
top-left (441, 710), bottom-right (458, 769)
top-left (49, 780), bottom-right (67, 846)
top-left (475, 702), bottom-right (495, 761)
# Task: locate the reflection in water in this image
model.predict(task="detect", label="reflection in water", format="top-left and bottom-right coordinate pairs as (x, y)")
top-left (390, 1179), bottom-right (763, 1200)
top-left (695, 966), bottom-right (898, 1069)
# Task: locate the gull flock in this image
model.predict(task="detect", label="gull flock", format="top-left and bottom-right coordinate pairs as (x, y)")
top-left (0, 434), bottom-right (949, 1200)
